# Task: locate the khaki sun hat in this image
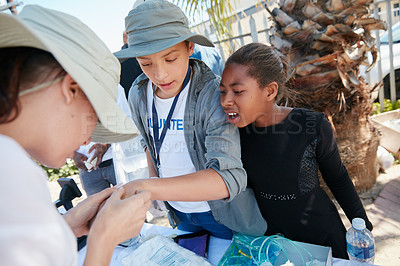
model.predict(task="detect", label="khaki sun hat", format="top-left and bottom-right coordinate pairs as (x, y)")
top-left (114, 0), bottom-right (214, 60)
top-left (0, 5), bottom-right (138, 143)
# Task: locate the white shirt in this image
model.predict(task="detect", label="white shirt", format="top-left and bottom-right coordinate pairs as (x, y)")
top-left (146, 81), bottom-right (210, 213)
top-left (0, 134), bottom-right (77, 266)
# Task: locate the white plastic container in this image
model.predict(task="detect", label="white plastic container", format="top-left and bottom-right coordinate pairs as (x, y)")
top-left (346, 218), bottom-right (375, 264)
top-left (377, 145), bottom-right (395, 170)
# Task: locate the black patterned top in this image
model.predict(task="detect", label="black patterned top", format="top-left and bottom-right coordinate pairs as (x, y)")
top-left (240, 108), bottom-right (372, 259)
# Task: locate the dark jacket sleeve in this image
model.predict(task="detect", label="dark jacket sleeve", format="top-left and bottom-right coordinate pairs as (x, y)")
top-left (316, 118), bottom-right (373, 231)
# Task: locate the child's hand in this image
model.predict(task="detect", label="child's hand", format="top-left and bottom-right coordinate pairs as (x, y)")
top-left (88, 143), bottom-right (110, 170)
top-left (72, 151), bottom-right (88, 170)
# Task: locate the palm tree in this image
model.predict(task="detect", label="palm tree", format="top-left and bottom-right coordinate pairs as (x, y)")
top-left (173, 0), bottom-right (237, 39)
top-left (177, 0), bottom-right (385, 191)
top-left (265, 0), bottom-right (386, 191)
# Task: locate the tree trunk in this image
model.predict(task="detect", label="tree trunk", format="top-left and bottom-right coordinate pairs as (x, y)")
top-left (266, 0), bottom-right (385, 191)
top-left (335, 114), bottom-right (379, 191)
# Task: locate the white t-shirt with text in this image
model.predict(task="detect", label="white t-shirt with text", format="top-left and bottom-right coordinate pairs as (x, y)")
top-left (146, 80), bottom-right (210, 213)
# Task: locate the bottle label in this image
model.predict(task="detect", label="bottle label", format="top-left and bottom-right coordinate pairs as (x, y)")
top-left (347, 241), bottom-right (375, 259)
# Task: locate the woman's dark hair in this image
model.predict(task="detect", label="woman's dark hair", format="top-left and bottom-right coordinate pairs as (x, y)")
top-left (225, 42), bottom-right (290, 101)
top-left (0, 47), bottom-right (66, 124)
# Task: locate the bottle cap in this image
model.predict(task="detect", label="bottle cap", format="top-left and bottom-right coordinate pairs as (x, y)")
top-left (352, 218), bottom-right (366, 230)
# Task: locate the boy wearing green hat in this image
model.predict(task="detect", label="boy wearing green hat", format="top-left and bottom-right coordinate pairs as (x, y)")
top-left (115, 0), bottom-right (266, 238)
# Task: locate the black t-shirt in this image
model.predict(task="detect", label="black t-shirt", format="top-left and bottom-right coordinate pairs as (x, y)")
top-left (240, 108), bottom-right (372, 259)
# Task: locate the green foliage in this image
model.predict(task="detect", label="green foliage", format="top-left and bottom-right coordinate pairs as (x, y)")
top-left (40, 159), bottom-right (78, 181)
top-left (173, 0), bottom-right (237, 40)
top-left (372, 99), bottom-right (400, 115)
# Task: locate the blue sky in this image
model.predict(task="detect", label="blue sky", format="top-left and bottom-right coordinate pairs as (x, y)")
top-left (17, 0), bottom-right (143, 52)
top-left (10, 0), bottom-right (210, 52)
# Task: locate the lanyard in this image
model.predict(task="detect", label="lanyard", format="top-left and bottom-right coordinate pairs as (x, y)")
top-left (152, 65), bottom-right (191, 168)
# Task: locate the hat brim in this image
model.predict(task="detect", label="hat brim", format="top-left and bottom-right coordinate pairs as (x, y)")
top-left (114, 33), bottom-right (214, 60)
top-left (0, 10), bottom-right (47, 52)
top-left (0, 9), bottom-right (138, 143)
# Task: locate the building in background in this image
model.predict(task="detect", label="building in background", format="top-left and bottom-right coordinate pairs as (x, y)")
top-left (192, 0), bottom-right (398, 62)
top-left (376, 0), bottom-right (400, 26)
top-left (192, 0), bottom-right (399, 100)
top-left (191, 0), bottom-right (272, 62)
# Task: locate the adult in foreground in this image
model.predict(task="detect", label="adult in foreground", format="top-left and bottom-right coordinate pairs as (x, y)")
top-left (0, 5), bottom-right (150, 266)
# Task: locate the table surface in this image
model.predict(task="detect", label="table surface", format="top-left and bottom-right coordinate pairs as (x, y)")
top-left (78, 223), bottom-right (369, 266)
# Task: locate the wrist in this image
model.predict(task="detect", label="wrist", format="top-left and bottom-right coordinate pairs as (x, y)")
top-left (88, 219), bottom-right (119, 248)
top-left (63, 210), bottom-right (79, 237)
top-left (136, 178), bottom-right (149, 191)
top-left (124, 179), bottom-right (149, 198)
top-left (85, 229), bottom-right (116, 266)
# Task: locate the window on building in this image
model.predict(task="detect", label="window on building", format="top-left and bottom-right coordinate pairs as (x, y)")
top-left (394, 3), bottom-right (399, 16)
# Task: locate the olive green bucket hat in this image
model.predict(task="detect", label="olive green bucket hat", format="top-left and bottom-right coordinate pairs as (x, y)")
top-left (0, 5), bottom-right (139, 143)
top-left (114, 0), bottom-right (214, 59)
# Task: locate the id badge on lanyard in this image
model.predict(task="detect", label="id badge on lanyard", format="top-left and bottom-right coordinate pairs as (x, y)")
top-left (152, 65), bottom-right (191, 169)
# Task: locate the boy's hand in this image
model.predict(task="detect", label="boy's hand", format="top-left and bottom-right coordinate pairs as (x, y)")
top-left (122, 179), bottom-right (148, 199)
top-left (73, 151), bottom-right (88, 170)
top-left (88, 143), bottom-right (111, 169)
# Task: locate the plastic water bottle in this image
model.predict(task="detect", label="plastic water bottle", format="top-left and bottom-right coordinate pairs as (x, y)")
top-left (346, 218), bottom-right (375, 264)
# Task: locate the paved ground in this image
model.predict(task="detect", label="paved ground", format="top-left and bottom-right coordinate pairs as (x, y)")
top-left (48, 164), bottom-right (400, 265)
top-left (337, 164), bottom-right (400, 265)
top-left (368, 176), bottom-right (400, 266)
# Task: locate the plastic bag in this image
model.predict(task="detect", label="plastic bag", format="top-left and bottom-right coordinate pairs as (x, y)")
top-left (113, 137), bottom-right (168, 218)
top-left (218, 234), bottom-right (314, 266)
top-left (112, 136), bottom-right (148, 185)
top-left (117, 234), bottom-right (143, 262)
top-left (120, 234), bottom-right (212, 266)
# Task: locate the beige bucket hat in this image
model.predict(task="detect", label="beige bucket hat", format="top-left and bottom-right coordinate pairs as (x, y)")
top-left (0, 5), bottom-right (138, 143)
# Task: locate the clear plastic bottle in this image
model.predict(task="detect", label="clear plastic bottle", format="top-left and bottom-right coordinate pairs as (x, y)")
top-left (346, 218), bottom-right (375, 264)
